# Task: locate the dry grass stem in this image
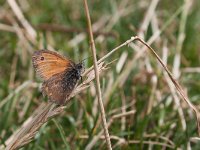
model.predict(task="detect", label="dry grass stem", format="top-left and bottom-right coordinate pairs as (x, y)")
top-left (7, 0), bottom-right (36, 39)
top-left (182, 67), bottom-right (200, 73)
top-left (83, 0), bottom-right (112, 149)
top-left (162, 43), bottom-right (187, 130)
top-left (133, 36), bottom-right (200, 136)
top-left (81, 135), bottom-right (175, 149)
top-left (82, 36), bottom-right (138, 76)
top-left (0, 81), bottom-right (38, 109)
top-left (85, 110), bottom-right (136, 150)
top-left (0, 23), bottom-right (15, 32)
top-left (101, 6), bottom-right (183, 105)
top-left (128, 140), bottom-right (174, 149)
top-left (172, 0), bottom-right (192, 78)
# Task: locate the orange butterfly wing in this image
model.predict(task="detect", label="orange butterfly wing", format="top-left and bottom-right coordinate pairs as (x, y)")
top-left (32, 50), bottom-right (74, 80)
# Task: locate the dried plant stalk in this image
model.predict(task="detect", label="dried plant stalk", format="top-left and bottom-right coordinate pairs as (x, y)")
top-left (133, 36), bottom-right (200, 136)
top-left (83, 0), bottom-right (112, 149)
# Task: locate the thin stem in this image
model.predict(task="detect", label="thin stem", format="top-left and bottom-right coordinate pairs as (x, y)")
top-left (134, 36), bottom-right (200, 136)
top-left (82, 36), bottom-right (137, 76)
top-left (83, 0), bottom-right (112, 149)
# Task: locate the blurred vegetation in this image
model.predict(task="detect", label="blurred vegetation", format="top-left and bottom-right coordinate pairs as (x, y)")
top-left (0, 0), bottom-right (200, 149)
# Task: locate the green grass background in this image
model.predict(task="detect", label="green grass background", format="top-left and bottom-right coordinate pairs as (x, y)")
top-left (0, 0), bottom-right (200, 149)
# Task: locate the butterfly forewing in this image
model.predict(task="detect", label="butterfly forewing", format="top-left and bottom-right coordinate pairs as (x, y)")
top-left (32, 50), bottom-right (74, 80)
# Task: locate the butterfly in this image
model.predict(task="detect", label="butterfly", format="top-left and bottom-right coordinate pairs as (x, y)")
top-left (32, 50), bottom-right (84, 105)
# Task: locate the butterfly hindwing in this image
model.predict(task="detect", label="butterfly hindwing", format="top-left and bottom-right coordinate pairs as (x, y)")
top-left (42, 72), bottom-right (67, 105)
top-left (42, 67), bottom-right (80, 105)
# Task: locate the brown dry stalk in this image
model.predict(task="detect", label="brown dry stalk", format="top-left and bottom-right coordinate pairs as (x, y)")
top-left (85, 111), bottom-right (136, 150)
top-left (7, 0), bottom-right (36, 39)
top-left (82, 135), bottom-right (175, 149)
top-left (82, 36), bottom-right (138, 76)
top-left (133, 36), bottom-right (200, 136)
top-left (83, 0), bottom-right (112, 149)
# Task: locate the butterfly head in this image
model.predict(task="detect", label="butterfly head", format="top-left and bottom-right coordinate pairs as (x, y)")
top-left (75, 62), bottom-right (85, 76)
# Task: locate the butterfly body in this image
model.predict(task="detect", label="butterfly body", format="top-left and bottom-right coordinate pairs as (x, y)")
top-left (32, 50), bottom-right (84, 105)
